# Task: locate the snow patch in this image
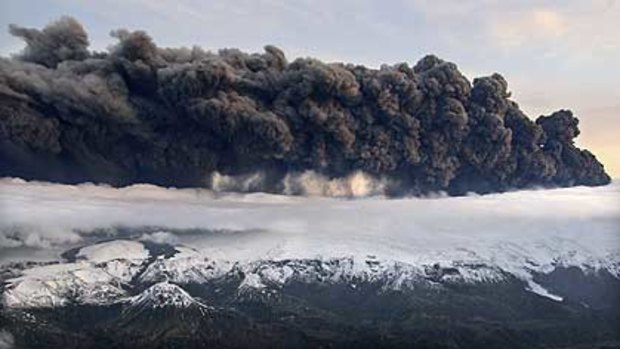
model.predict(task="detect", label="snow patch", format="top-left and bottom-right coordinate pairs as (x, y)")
top-left (239, 273), bottom-right (266, 290)
top-left (526, 280), bottom-right (564, 302)
top-left (139, 254), bottom-right (231, 284)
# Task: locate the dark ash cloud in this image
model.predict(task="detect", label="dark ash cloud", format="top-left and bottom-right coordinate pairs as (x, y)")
top-left (0, 17), bottom-right (611, 195)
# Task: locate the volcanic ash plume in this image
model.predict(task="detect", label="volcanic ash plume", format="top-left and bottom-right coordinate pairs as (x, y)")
top-left (0, 17), bottom-right (611, 196)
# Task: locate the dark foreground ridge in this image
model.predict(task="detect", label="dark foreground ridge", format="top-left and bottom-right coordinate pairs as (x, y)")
top-left (0, 17), bottom-right (611, 195)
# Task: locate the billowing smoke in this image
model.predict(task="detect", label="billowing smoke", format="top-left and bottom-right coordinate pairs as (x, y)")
top-left (0, 17), bottom-right (611, 195)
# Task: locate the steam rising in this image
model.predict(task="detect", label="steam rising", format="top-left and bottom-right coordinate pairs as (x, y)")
top-left (0, 17), bottom-right (611, 195)
top-left (211, 170), bottom-right (387, 197)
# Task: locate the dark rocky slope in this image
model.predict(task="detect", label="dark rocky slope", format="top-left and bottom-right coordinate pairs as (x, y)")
top-left (1, 272), bottom-right (619, 349)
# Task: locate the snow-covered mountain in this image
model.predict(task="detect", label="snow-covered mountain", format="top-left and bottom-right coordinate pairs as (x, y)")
top-left (2, 237), bottom-right (618, 348)
top-left (127, 281), bottom-right (210, 311)
top-left (3, 240), bottom-right (148, 308)
top-left (2, 236), bottom-right (619, 309)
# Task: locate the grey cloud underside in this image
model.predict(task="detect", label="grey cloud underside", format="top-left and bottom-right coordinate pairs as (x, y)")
top-left (0, 17), bottom-right (610, 195)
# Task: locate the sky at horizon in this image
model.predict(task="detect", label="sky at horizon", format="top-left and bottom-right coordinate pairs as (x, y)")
top-left (0, 0), bottom-right (618, 177)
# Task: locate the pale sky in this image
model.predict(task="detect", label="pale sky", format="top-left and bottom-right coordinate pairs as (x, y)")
top-left (1, 0), bottom-right (618, 177)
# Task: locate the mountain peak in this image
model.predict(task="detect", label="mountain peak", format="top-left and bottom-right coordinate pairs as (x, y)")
top-left (130, 282), bottom-right (207, 310)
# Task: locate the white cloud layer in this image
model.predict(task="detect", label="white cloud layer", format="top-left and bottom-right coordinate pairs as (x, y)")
top-left (0, 178), bottom-right (618, 268)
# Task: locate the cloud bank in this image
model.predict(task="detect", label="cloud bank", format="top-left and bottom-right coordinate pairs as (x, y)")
top-left (0, 178), bottom-right (618, 266)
